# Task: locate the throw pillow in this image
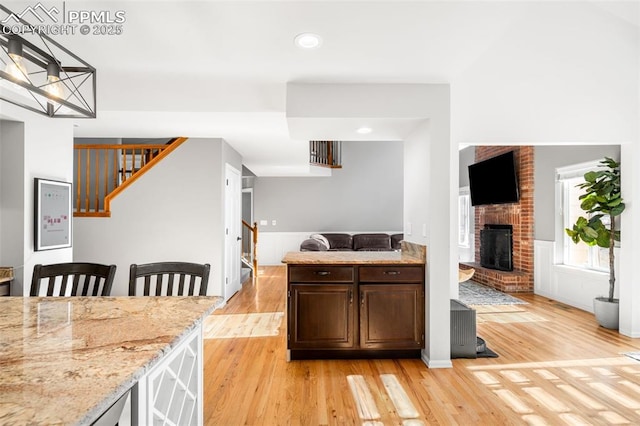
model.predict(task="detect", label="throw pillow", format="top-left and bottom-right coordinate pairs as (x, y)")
top-left (310, 233), bottom-right (330, 250)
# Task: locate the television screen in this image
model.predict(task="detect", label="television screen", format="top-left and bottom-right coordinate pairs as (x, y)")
top-left (468, 151), bottom-right (519, 206)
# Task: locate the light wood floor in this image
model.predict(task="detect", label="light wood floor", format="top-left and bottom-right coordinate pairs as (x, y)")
top-left (203, 266), bottom-right (640, 425)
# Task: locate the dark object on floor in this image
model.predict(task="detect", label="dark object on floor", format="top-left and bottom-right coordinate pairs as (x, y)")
top-left (450, 299), bottom-right (477, 358)
top-left (476, 337), bottom-right (499, 358)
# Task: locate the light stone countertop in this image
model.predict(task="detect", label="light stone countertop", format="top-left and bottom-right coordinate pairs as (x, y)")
top-left (281, 250), bottom-right (425, 265)
top-left (0, 295), bottom-right (222, 425)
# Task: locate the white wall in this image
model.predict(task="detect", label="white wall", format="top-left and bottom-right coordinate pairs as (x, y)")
top-left (452, 1), bottom-right (638, 336)
top-left (0, 103), bottom-right (74, 295)
top-left (454, 2), bottom-right (637, 145)
top-left (619, 141), bottom-right (640, 337)
top-left (403, 93), bottom-right (455, 369)
top-left (74, 138), bottom-right (242, 298)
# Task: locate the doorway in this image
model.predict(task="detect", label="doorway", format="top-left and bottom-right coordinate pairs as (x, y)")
top-left (224, 164), bottom-right (242, 301)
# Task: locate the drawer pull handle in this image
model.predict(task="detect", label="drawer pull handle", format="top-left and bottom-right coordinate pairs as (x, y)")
top-left (316, 271), bottom-right (331, 276)
top-left (384, 271), bottom-right (400, 275)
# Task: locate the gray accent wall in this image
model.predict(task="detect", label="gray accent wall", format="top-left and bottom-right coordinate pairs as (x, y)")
top-left (254, 140), bottom-right (403, 232)
top-left (534, 145), bottom-right (620, 241)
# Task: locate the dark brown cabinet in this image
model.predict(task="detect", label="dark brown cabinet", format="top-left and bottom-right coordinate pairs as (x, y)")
top-left (286, 263), bottom-right (424, 359)
top-left (359, 284), bottom-right (424, 349)
top-left (289, 283), bottom-right (355, 349)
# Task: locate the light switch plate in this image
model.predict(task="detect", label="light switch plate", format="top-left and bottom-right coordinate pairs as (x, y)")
top-left (259, 220), bottom-right (268, 226)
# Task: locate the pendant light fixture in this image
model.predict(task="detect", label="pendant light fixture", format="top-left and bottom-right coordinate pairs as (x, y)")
top-left (4, 38), bottom-right (28, 83)
top-left (44, 62), bottom-right (64, 100)
top-left (0, 4), bottom-right (96, 118)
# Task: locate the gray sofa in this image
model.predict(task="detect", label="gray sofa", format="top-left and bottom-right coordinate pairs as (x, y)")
top-left (300, 233), bottom-right (403, 251)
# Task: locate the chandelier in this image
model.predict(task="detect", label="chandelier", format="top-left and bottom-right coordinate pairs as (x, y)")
top-left (0, 4), bottom-right (96, 118)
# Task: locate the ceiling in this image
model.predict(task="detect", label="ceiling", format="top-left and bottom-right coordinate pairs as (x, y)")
top-left (13, 0), bottom-right (637, 175)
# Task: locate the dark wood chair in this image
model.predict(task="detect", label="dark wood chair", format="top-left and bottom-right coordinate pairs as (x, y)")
top-left (128, 262), bottom-right (210, 296)
top-left (30, 262), bottom-right (117, 297)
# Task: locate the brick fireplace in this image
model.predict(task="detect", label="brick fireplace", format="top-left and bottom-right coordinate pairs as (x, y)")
top-left (462, 146), bottom-right (534, 293)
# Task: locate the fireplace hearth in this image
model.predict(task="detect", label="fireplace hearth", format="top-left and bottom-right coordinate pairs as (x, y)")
top-left (480, 224), bottom-right (513, 271)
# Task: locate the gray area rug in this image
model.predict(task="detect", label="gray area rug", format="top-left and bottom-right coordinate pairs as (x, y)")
top-left (459, 280), bottom-right (527, 305)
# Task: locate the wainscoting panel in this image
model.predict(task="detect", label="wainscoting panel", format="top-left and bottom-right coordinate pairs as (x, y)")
top-left (534, 240), bottom-right (614, 314)
top-left (534, 240), bottom-right (554, 297)
top-left (258, 232), bottom-right (312, 265)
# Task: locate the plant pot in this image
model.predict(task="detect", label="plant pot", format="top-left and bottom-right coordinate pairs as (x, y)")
top-left (593, 297), bottom-right (619, 330)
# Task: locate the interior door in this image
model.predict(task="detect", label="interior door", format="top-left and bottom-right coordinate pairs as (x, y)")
top-left (224, 164), bottom-right (242, 301)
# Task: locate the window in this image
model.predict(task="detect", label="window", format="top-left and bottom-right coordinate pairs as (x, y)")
top-left (557, 162), bottom-right (609, 271)
top-left (458, 188), bottom-right (471, 247)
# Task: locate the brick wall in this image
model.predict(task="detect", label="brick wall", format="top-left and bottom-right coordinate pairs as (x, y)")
top-left (470, 146), bottom-right (534, 292)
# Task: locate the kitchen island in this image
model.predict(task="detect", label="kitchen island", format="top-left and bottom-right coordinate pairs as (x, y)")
top-left (0, 295), bottom-right (221, 425)
top-left (282, 245), bottom-right (426, 360)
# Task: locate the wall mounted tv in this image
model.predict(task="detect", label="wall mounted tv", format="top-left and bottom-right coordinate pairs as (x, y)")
top-left (468, 151), bottom-right (520, 206)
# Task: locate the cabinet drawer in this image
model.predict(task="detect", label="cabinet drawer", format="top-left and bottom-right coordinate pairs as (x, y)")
top-left (359, 266), bottom-right (423, 283)
top-left (289, 266), bottom-right (354, 283)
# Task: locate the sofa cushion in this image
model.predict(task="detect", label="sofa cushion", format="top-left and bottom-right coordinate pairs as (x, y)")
top-left (322, 233), bottom-right (354, 250)
top-left (352, 233), bottom-right (391, 251)
top-left (391, 233), bottom-right (404, 250)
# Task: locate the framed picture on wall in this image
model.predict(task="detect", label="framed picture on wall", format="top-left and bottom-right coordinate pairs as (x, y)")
top-left (34, 178), bottom-right (72, 251)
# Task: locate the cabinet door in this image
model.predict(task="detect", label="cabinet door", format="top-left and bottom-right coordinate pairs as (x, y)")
top-left (288, 284), bottom-right (355, 349)
top-left (135, 324), bottom-right (202, 426)
top-left (360, 284), bottom-right (424, 349)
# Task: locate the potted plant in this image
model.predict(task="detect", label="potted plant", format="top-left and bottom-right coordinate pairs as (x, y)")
top-left (565, 157), bottom-right (625, 329)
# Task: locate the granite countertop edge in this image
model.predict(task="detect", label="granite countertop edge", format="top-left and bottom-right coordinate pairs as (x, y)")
top-left (75, 297), bottom-right (222, 426)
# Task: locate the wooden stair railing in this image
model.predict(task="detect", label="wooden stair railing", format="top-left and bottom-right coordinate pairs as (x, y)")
top-left (241, 220), bottom-right (258, 276)
top-left (73, 137), bottom-right (188, 217)
top-left (310, 140), bottom-right (342, 168)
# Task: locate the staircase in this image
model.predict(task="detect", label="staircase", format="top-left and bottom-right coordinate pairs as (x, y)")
top-left (73, 137), bottom-right (187, 217)
top-left (309, 140), bottom-right (342, 168)
top-left (73, 136), bottom-right (259, 281)
top-left (241, 220), bottom-right (258, 280)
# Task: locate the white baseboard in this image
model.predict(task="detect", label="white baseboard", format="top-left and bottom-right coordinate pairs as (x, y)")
top-left (421, 351), bottom-right (453, 369)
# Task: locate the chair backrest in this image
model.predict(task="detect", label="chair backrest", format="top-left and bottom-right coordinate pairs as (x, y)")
top-left (128, 262), bottom-right (210, 296)
top-left (30, 262), bottom-right (117, 297)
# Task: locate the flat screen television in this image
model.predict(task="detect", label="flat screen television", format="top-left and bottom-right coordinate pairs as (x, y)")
top-left (468, 151), bottom-right (519, 206)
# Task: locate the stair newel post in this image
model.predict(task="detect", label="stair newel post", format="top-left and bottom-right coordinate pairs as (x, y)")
top-left (253, 221), bottom-right (258, 273)
top-left (76, 149), bottom-right (81, 213)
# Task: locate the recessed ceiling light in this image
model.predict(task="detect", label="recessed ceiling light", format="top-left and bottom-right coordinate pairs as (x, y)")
top-left (356, 127), bottom-right (372, 135)
top-left (294, 33), bottom-right (322, 49)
